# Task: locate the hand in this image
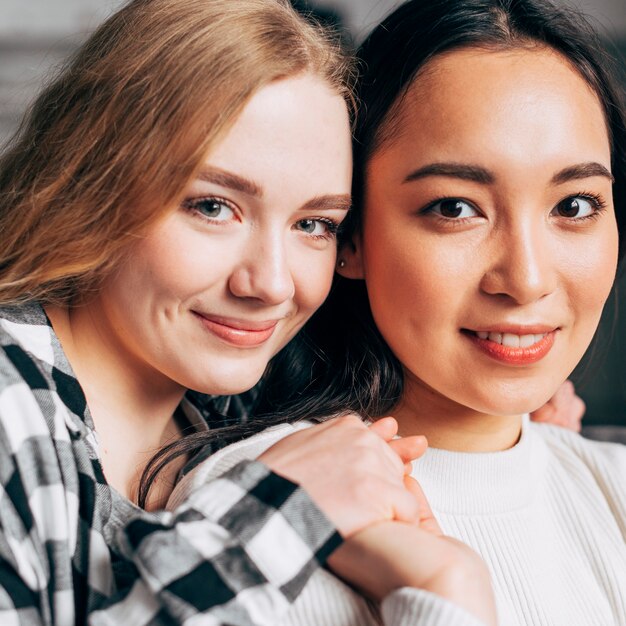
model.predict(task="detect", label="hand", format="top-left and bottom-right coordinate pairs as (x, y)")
top-left (531, 380), bottom-right (585, 432)
top-left (328, 477), bottom-right (497, 626)
top-left (258, 415), bottom-right (427, 537)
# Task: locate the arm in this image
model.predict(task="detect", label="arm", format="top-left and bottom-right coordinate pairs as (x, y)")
top-left (93, 417), bottom-right (426, 625)
top-left (90, 460), bottom-right (340, 626)
top-left (0, 437), bottom-right (338, 626)
top-left (328, 478), bottom-right (497, 626)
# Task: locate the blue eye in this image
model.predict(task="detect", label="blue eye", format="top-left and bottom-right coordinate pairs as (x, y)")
top-left (552, 195), bottom-right (600, 219)
top-left (181, 196), bottom-right (239, 224)
top-left (427, 198), bottom-right (480, 219)
top-left (294, 218), bottom-right (338, 238)
top-left (191, 198), bottom-right (236, 221)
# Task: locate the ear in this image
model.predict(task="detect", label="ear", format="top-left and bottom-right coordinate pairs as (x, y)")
top-left (336, 234), bottom-right (365, 279)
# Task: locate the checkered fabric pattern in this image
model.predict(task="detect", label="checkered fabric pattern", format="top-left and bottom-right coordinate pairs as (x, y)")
top-left (0, 304), bottom-right (341, 625)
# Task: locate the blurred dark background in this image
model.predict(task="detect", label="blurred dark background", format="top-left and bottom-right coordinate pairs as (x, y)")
top-left (1, 0), bottom-right (625, 430)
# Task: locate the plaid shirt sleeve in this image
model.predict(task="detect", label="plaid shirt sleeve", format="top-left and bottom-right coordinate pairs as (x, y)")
top-left (0, 305), bottom-right (341, 626)
top-left (90, 460), bottom-right (341, 626)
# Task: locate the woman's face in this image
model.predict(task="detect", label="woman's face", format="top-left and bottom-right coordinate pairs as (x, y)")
top-left (346, 47), bottom-right (618, 418)
top-left (94, 73), bottom-right (352, 395)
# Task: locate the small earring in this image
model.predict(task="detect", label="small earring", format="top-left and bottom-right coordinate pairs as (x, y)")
top-left (337, 259), bottom-right (346, 269)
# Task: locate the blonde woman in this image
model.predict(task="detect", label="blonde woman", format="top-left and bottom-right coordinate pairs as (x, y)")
top-left (0, 0), bottom-right (484, 623)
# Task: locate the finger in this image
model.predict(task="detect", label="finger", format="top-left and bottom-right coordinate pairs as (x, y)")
top-left (530, 403), bottom-right (556, 423)
top-left (389, 482), bottom-right (421, 525)
top-left (369, 416), bottom-right (399, 442)
top-left (572, 395), bottom-right (585, 418)
top-left (569, 397), bottom-right (585, 431)
top-left (389, 435), bottom-right (428, 464)
top-left (551, 381), bottom-right (572, 405)
top-left (404, 476), bottom-right (443, 536)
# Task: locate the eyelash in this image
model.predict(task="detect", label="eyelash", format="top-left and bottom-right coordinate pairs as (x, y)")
top-left (298, 217), bottom-right (341, 241)
top-left (559, 191), bottom-right (607, 223)
top-left (181, 197), bottom-right (341, 240)
top-left (419, 191), bottom-right (608, 226)
top-left (420, 196), bottom-right (480, 227)
top-left (181, 196), bottom-right (238, 223)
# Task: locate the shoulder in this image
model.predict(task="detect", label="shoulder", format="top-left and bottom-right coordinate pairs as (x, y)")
top-left (531, 420), bottom-right (626, 470)
top-left (168, 421), bottom-right (314, 509)
top-left (530, 421), bottom-right (626, 518)
top-left (0, 302), bottom-right (57, 386)
top-left (0, 302), bottom-right (86, 453)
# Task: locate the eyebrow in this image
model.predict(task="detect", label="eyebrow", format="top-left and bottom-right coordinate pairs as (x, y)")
top-left (197, 166), bottom-right (351, 212)
top-left (301, 195), bottom-right (352, 213)
top-left (404, 163), bottom-right (494, 185)
top-left (551, 162), bottom-right (614, 184)
top-left (404, 161), bottom-right (614, 186)
top-left (196, 167), bottom-right (262, 197)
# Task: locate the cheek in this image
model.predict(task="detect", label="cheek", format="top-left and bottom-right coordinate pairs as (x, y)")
top-left (564, 225), bottom-right (618, 324)
top-left (292, 246), bottom-right (338, 313)
top-left (362, 222), bottom-right (471, 329)
top-left (127, 222), bottom-right (232, 302)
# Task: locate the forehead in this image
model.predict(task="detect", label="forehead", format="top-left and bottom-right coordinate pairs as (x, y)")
top-left (206, 73), bottom-right (352, 194)
top-left (371, 46), bottom-right (610, 174)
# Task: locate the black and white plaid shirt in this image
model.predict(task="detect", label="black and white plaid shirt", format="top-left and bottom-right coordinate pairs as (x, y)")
top-left (0, 303), bottom-right (340, 625)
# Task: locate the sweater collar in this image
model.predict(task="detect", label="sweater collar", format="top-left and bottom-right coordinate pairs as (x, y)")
top-left (410, 415), bottom-right (548, 515)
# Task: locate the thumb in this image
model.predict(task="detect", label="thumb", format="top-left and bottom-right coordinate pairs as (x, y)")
top-left (368, 416), bottom-right (399, 442)
top-left (404, 475), bottom-right (443, 536)
top-left (389, 435), bottom-right (428, 468)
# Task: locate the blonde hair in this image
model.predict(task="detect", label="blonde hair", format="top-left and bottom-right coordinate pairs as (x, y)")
top-left (0, 0), bottom-right (354, 305)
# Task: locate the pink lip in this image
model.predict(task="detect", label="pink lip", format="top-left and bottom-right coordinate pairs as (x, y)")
top-left (463, 328), bottom-right (558, 365)
top-left (193, 312), bottom-right (278, 347)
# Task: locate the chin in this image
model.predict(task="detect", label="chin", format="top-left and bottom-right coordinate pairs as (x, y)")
top-left (472, 393), bottom-right (556, 417)
top-left (185, 368), bottom-right (265, 397)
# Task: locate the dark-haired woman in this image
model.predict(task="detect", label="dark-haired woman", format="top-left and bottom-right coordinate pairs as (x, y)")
top-left (173, 0), bottom-right (626, 624)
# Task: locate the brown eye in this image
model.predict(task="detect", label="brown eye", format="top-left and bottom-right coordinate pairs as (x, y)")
top-left (428, 198), bottom-right (479, 219)
top-left (440, 200), bottom-right (464, 218)
top-left (553, 196), bottom-right (595, 219)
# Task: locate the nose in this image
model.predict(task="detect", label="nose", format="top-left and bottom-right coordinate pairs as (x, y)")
top-left (228, 228), bottom-right (295, 305)
top-left (479, 219), bottom-right (557, 305)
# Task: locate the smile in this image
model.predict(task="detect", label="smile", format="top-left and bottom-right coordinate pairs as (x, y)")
top-left (193, 312), bottom-right (279, 348)
top-left (463, 327), bottom-right (558, 365)
top-left (474, 331), bottom-right (547, 348)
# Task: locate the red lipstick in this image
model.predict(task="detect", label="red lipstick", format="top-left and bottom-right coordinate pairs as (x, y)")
top-left (193, 313), bottom-right (278, 347)
top-left (463, 328), bottom-right (557, 365)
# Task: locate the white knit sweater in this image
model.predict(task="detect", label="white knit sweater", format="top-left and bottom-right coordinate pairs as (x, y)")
top-left (169, 417), bottom-right (626, 626)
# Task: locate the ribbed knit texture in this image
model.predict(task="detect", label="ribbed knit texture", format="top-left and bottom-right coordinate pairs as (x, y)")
top-left (412, 416), bottom-right (626, 625)
top-left (382, 588), bottom-right (487, 626)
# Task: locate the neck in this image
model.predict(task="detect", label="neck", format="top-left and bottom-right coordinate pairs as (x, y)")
top-left (394, 376), bottom-right (523, 452)
top-left (46, 301), bottom-right (187, 502)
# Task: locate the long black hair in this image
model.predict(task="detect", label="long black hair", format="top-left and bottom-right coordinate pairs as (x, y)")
top-left (141, 0), bottom-right (626, 505)
top-left (255, 0), bottom-right (626, 423)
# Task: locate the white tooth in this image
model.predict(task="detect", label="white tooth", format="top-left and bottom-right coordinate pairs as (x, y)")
top-left (488, 332), bottom-right (503, 344)
top-left (519, 334), bottom-right (536, 348)
top-left (477, 331), bottom-right (489, 339)
top-left (534, 333), bottom-right (546, 343)
top-left (502, 333), bottom-right (520, 348)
